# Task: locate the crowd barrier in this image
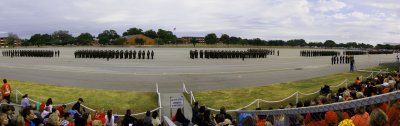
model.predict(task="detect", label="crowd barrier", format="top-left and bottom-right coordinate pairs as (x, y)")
top-left (235, 90), bottom-right (400, 125)
top-left (4, 83), bottom-right (162, 117)
top-left (182, 69), bottom-right (387, 112)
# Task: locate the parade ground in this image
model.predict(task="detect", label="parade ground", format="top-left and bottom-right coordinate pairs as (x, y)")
top-left (0, 47), bottom-right (396, 92)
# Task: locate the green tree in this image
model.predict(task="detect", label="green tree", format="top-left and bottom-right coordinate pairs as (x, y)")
top-left (324, 40), bottom-right (336, 48)
top-left (5, 33), bottom-right (20, 47)
top-left (123, 28), bottom-right (143, 36)
top-left (267, 40), bottom-right (286, 46)
top-left (205, 33), bottom-right (218, 44)
top-left (220, 34), bottom-right (230, 44)
top-left (157, 29), bottom-right (175, 44)
top-left (28, 34), bottom-right (52, 46)
top-left (190, 37), bottom-right (197, 47)
top-left (114, 38), bottom-right (127, 45)
top-left (76, 33), bottom-right (94, 45)
top-left (97, 30), bottom-right (120, 45)
top-left (229, 36), bottom-right (242, 44)
top-left (144, 30), bottom-right (157, 39)
top-left (52, 30), bottom-right (75, 45)
top-left (287, 39), bottom-right (307, 47)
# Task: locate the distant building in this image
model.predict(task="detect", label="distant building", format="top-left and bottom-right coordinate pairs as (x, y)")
top-left (180, 37), bottom-right (205, 44)
top-left (0, 37), bottom-right (7, 47)
top-left (124, 34), bottom-right (155, 45)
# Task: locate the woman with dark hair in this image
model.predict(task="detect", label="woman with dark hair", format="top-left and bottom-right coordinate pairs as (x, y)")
top-left (173, 108), bottom-right (190, 126)
top-left (200, 109), bottom-right (216, 126)
top-left (151, 111), bottom-right (161, 126)
top-left (123, 109), bottom-right (137, 126)
top-left (105, 110), bottom-right (114, 126)
top-left (45, 98), bottom-right (53, 112)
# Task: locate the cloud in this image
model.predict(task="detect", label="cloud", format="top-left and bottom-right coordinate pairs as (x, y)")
top-left (0, 0), bottom-right (398, 44)
top-left (314, 0), bottom-right (346, 12)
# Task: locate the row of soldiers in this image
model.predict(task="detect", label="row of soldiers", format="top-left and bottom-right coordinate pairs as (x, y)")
top-left (2, 50), bottom-right (60, 57)
top-left (343, 51), bottom-right (367, 55)
top-left (368, 50), bottom-right (393, 54)
top-left (331, 55), bottom-right (354, 64)
top-left (74, 50), bottom-right (154, 60)
top-left (300, 50), bottom-right (340, 57)
top-left (189, 49), bottom-right (278, 59)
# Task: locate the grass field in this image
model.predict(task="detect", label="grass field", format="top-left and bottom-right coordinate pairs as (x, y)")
top-left (191, 71), bottom-right (373, 110)
top-left (6, 79), bottom-right (158, 115)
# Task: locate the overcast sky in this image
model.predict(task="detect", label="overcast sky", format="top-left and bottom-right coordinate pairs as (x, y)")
top-left (0, 0), bottom-right (399, 45)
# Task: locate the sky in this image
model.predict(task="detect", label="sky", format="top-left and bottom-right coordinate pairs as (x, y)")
top-left (0, 0), bottom-right (399, 45)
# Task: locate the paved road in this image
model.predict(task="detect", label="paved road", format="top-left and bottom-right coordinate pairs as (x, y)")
top-left (0, 47), bottom-right (396, 92)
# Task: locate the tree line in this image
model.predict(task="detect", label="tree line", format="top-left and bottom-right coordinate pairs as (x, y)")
top-left (3, 28), bottom-right (177, 46)
top-left (0, 27), bottom-right (396, 49)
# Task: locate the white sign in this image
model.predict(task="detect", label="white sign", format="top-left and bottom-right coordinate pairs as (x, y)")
top-left (170, 97), bottom-right (184, 108)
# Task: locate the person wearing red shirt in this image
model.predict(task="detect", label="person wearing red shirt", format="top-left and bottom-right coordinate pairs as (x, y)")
top-left (1, 79), bottom-right (11, 104)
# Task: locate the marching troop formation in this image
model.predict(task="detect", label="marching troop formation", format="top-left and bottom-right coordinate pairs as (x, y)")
top-left (74, 50), bottom-right (154, 60)
top-left (300, 50), bottom-right (340, 57)
top-left (331, 55), bottom-right (354, 64)
top-left (343, 50), bottom-right (367, 55)
top-left (189, 48), bottom-right (278, 60)
top-left (1, 50), bottom-right (60, 57)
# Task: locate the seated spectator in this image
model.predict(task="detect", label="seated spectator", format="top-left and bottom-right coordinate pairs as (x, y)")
top-left (92, 120), bottom-right (102, 126)
top-left (56, 105), bottom-right (67, 118)
top-left (0, 113), bottom-right (9, 126)
top-left (369, 108), bottom-right (388, 126)
top-left (191, 101), bottom-right (199, 125)
top-left (242, 116), bottom-right (256, 126)
top-left (387, 99), bottom-right (400, 126)
top-left (21, 94), bottom-right (31, 108)
top-left (151, 111), bottom-right (161, 126)
top-left (143, 111), bottom-right (152, 126)
top-left (122, 109), bottom-right (137, 126)
top-left (41, 107), bottom-right (51, 119)
top-left (82, 113), bottom-right (92, 126)
top-left (61, 110), bottom-right (75, 126)
top-left (255, 108), bottom-right (266, 126)
top-left (172, 108), bottom-right (189, 126)
top-left (10, 115), bottom-right (24, 126)
top-left (325, 111), bottom-right (338, 126)
top-left (22, 107), bottom-right (36, 126)
top-left (351, 106), bottom-right (369, 126)
top-left (104, 110), bottom-right (114, 126)
top-left (216, 106), bottom-right (233, 123)
top-left (47, 113), bottom-right (61, 126)
top-left (75, 116), bottom-right (87, 126)
top-left (45, 98), bottom-right (53, 113)
top-left (238, 112), bottom-right (253, 126)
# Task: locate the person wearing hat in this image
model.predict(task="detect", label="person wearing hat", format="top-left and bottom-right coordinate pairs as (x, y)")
top-left (72, 98), bottom-right (84, 118)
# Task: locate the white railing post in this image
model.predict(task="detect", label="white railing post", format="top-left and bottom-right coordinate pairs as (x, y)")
top-left (15, 91), bottom-right (18, 104)
top-left (156, 82), bottom-right (159, 93)
top-left (295, 92), bottom-right (299, 104)
top-left (257, 99), bottom-right (260, 108)
top-left (190, 91), bottom-right (193, 104)
top-left (182, 82), bottom-right (185, 93)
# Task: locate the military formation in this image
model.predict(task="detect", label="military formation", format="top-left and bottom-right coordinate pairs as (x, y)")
top-left (1, 50), bottom-right (59, 57)
top-left (331, 55), bottom-right (354, 65)
top-left (74, 50), bottom-right (154, 60)
top-left (189, 49), bottom-right (277, 60)
top-left (368, 50), bottom-right (393, 54)
top-left (300, 50), bottom-right (340, 57)
top-left (343, 51), bottom-right (367, 55)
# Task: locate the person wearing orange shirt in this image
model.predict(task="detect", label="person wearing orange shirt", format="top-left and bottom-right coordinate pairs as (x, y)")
top-left (1, 79), bottom-right (11, 104)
